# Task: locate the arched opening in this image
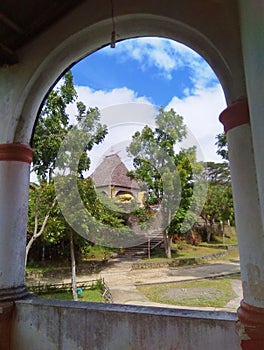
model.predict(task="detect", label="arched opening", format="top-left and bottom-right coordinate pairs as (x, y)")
top-left (13, 11), bottom-right (241, 146)
top-left (115, 191), bottom-right (134, 197)
top-left (25, 33), bottom-right (239, 312)
top-left (1, 2), bottom-right (253, 349)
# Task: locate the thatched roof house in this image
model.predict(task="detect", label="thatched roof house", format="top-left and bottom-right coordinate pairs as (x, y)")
top-left (90, 154), bottom-right (141, 201)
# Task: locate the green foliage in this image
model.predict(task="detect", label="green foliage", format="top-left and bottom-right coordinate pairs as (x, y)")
top-left (204, 161), bottom-right (231, 184)
top-left (56, 104), bottom-right (108, 178)
top-left (201, 162), bottom-right (234, 225)
top-left (146, 244), bottom-right (222, 261)
top-left (81, 244), bottom-right (114, 260)
top-left (127, 107), bottom-right (200, 236)
top-left (215, 133), bottom-right (228, 161)
top-left (27, 183), bottom-right (57, 232)
top-left (27, 70), bottom-right (113, 263)
top-left (35, 278), bottom-right (104, 302)
top-left (32, 71), bottom-right (77, 181)
top-left (32, 71), bottom-right (108, 181)
top-left (89, 278), bottom-right (104, 291)
top-left (78, 178), bottom-right (125, 228)
top-left (53, 173), bottom-right (132, 249)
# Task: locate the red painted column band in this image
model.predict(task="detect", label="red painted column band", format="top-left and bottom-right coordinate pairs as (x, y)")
top-left (219, 99), bottom-right (250, 133)
top-left (238, 300), bottom-right (264, 349)
top-left (0, 144), bottom-right (33, 163)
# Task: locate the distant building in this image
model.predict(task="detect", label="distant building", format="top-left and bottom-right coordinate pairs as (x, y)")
top-left (90, 153), bottom-right (144, 204)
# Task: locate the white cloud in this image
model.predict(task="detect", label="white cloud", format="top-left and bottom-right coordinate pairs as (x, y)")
top-left (66, 85), bottom-right (152, 121)
top-left (66, 83), bottom-right (226, 168)
top-left (65, 86), bottom-right (156, 174)
top-left (166, 84), bottom-right (227, 161)
top-left (76, 85), bottom-right (150, 108)
top-left (66, 38), bottom-right (227, 166)
top-left (102, 37), bottom-right (218, 90)
top-left (107, 38), bottom-right (182, 75)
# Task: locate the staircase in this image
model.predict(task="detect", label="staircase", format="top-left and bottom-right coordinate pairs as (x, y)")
top-left (120, 232), bottom-right (164, 257)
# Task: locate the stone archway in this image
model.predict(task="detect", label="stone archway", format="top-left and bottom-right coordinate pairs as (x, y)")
top-left (2, 4), bottom-right (244, 295)
top-left (8, 8), bottom-right (245, 145)
top-left (5, 2), bottom-right (264, 349)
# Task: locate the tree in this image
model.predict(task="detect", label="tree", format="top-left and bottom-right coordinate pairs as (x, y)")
top-left (200, 162), bottom-right (234, 242)
top-left (127, 107), bottom-right (200, 258)
top-left (27, 72), bottom-right (75, 265)
top-left (26, 71), bottom-right (79, 267)
top-left (69, 227), bottom-right (78, 301)
top-left (193, 134), bottom-right (233, 243)
top-left (26, 182), bottom-right (57, 265)
top-left (32, 71), bottom-right (77, 181)
top-left (215, 133), bottom-right (228, 161)
top-left (203, 161), bottom-right (231, 185)
top-left (28, 71), bottom-right (108, 300)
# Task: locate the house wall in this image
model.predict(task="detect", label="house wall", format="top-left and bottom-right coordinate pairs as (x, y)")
top-left (11, 298), bottom-right (241, 350)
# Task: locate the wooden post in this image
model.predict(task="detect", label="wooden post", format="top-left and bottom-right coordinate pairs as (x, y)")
top-left (148, 238), bottom-right (150, 259)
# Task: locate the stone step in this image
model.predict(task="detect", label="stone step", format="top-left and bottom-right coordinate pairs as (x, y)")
top-left (121, 234), bottom-right (164, 256)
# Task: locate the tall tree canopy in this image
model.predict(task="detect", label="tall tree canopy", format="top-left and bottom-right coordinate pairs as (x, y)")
top-left (200, 161), bottom-right (234, 242)
top-left (27, 71), bottom-right (109, 267)
top-left (127, 107), bottom-right (202, 258)
top-left (32, 71), bottom-right (108, 181)
top-left (32, 71), bottom-right (77, 181)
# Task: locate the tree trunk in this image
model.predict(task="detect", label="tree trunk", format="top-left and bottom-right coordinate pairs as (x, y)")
top-left (25, 196), bottom-right (57, 267)
top-left (163, 231), bottom-right (172, 259)
top-left (25, 236), bottom-right (36, 266)
top-left (207, 223), bottom-right (213, 243)
top-left (163, 208), bottom-right (172, 258)
top-left (70, 231), bottom-right (78, 301)
top-left (148, 238), bottom-right (151, 259)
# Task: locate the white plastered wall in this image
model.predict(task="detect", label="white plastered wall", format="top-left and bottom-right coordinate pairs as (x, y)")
top-left (0, 0), bottom-right (246, 145)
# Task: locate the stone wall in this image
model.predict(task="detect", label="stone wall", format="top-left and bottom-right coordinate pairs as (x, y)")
top-left (132, 250), bottom-right (229, 270)
top-left (25, 260), bottom-right (107, 281)
top-left (11, 298), bottom-right (241, 350)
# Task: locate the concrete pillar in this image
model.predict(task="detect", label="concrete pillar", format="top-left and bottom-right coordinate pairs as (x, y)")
top-left (239, 1), bottom-right (264, 228)
top-left (0, 144), bottom-right (33, 349)
top-left (220, 100), bottom-right (264, 349)
top-left (238, 2), bottom-right (264, 348)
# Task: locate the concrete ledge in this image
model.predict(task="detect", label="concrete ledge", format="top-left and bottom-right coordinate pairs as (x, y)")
top-left (11, 298), bottom-right (241, 350)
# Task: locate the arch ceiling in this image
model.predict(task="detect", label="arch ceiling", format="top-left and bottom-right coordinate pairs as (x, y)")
top-left (0, 0), bottom-right (246, 144)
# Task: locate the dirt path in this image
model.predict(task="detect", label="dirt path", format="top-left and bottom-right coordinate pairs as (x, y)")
top-left (73, 257), bottom-right (242, 310)
top-left (31, 257), bottom-right (242, 310)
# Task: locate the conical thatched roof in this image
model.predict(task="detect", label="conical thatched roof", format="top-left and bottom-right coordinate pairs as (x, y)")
top-left (91, 154), bottom-right (139, 190)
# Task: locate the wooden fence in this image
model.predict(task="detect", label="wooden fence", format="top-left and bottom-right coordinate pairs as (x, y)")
top-left (27, 278), bottom-right (113, 303)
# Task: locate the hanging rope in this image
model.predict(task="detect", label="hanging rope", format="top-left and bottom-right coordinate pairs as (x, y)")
top-left (110, 0), bottom-right (116, 48)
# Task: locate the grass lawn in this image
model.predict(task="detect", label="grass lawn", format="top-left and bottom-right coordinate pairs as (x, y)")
top-left (137, 276), bottom-right (238, 308)
top-left (144, 244), bottom-right (227, 262)
top-left (143, 227), bottom-right (239, 263)
top-left (200, 227), bottom-right (238, 246)
top-left (220, 248), bottom-right (239, 262)
top-left (41, 289), bottom-right (103, 302)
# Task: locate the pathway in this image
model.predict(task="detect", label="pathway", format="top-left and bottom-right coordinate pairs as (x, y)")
top-left (38, 256), bottom-right (242, 310)
top-left (77, 257), bottom-right (242, 311)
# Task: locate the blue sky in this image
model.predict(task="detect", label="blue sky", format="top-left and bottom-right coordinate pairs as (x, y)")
top-left (72, 38), bottom-right (219, 106)
top-left (68, 37), bottom-right (226, 166)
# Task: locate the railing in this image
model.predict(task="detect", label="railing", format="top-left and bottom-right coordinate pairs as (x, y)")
top-left (27, 278), bottom-right (113, 303)
top-left (102, 279), bottom-right (114, 303)
top-left (27, 279), bottom-right (98, 294)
